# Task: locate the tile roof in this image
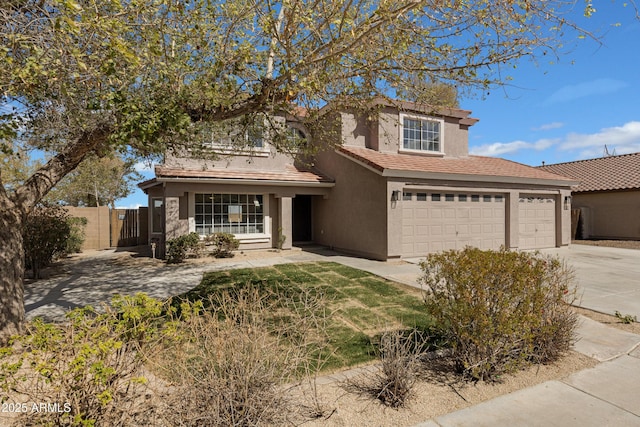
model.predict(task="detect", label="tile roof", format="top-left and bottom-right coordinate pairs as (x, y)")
top-left (538, 152), bottom-right (640, 192)
top-left (338, 146), bottom-right (575, 183)
top-left (154, 165), bottom-right (334, 184)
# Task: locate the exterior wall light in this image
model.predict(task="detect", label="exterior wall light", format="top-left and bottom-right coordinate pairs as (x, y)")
top-left (391, 190), bottom-right (401, 202)
top-left (564, 195), bottom-right (572, 210)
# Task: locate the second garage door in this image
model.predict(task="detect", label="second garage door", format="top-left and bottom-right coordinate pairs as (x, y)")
top-left (402, 192), bottom-right (505, 257)
top-left (518, 195), bottom-right (556, 249)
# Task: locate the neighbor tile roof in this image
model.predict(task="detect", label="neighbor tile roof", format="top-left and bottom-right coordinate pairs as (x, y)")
top-left (538, 152), bottom-right (640, 192)
top-left (338, 146), bottom-right (575, 182)
top-left (154, 165), bottom-right (334, 184)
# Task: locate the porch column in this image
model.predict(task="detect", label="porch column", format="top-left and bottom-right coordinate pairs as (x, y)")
top-left (559, 189), bottom-right (572, 246)
top-left (278, 196), bottom-right (293, 250)
top-left (506, 190), bottom-right (519, 249)
top-left (164, 196), bottom-right (185, 240)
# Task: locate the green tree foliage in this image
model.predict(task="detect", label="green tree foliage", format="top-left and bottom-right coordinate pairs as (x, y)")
top-left (46, 155), bottom-right (143, 208)
top-left (0, 0), bottom-right (613, 340)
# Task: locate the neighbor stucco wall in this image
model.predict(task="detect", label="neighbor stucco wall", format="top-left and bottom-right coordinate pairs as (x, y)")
top-left (573, 190), bottom-right (640, 240)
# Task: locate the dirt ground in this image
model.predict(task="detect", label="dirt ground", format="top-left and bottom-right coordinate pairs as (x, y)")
top-left (24, 245), bottom-right (639, 426)
top-left (294, 305), bottom-right (640, 427)
top-left (295, 350), bottom-right (597, 427)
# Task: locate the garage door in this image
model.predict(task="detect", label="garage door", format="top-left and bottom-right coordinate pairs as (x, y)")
top-left (518, 195), bottom-right (556, 250)
top-left (402, 192), bottom-right (505, 257)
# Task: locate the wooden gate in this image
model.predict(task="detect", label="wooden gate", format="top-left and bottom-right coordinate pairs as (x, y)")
top-left (110, 208), bottom-right (148, 247)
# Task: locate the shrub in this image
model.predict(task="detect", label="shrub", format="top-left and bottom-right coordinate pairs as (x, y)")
top-left (205, 232), bottom-right (239, 258)
top-left (374, 329), bottom-right (427, 407)
top-left (23, 203), bottom-right (73, 279)
top-left (166, 232), bottom-right (201, 263)
top-left (65, 216), bottom-right (88, 254)
top-left (420, 247), bottom-right (578, 382)
top-left (1, 294), bottom-right (167, 427)
top-left (151, 284), bottom-right (330, 426)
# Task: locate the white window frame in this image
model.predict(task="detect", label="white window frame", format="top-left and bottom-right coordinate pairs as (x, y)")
top-left (190, 193), bottom-right (270, 239)
top-left (208, 121), bottom-right (271, 157)
top-left (399, 113), bottom-right (445, 155)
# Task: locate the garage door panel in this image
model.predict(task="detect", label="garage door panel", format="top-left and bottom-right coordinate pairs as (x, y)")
top-left (518, 196), bottom-right (556, 250)
top-left (402, 191), bottom-right (506, 257)
top-left (444, 208), bottom-right (456, 219)
top-left (415, 242), bottom-right (429, 253)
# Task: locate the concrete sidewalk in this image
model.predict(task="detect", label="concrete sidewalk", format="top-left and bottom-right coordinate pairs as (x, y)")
top-left (415, 317), bottom-right (640, 427)
top-left (24, 245), bottom-right (640, 426)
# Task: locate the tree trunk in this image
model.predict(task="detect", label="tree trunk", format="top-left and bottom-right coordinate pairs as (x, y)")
top-left (0, 205), bottom-right (25, 344)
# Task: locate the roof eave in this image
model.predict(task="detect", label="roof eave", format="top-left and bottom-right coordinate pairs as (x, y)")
top-left (154, 176), bottom-right (335, 188)
top-left (138, 178), bottom-right (160, 192)
top-left (382, 169), bottom-right (577, 187)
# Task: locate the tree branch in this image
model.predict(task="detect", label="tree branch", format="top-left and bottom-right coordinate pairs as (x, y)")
top-left (11, 125), bottom-right (111, 216)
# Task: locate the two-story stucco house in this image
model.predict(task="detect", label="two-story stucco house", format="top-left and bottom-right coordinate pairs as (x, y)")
top-left (140, 98), bottom-right (577, 259)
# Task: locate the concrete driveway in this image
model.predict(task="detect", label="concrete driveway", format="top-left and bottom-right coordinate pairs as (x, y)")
top-left (539, 245), bottom-right (640, 320)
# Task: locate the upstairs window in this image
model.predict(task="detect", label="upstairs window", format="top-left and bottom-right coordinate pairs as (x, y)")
top-left (402, 115), bottom-right (442, 153)
top-left (246, 124), bottom-right (264, 148)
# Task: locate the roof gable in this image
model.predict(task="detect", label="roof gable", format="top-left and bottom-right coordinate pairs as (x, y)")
top-left (538, 152), bottom-right (640, 192)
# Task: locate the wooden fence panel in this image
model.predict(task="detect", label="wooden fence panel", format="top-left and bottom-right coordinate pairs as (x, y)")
top-left (111, 209), bottom-right (143, 247)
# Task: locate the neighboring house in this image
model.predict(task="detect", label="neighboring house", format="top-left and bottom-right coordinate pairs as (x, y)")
top-left (539, 153), bottom-right (640, 240)
top-left (140, 98), bottom-right (577, 259)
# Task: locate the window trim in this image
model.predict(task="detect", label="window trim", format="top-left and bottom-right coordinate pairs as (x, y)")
top-left (399, 113), bottom-right (445, 156)
top-left (192, 193), bottom-right (269, 237)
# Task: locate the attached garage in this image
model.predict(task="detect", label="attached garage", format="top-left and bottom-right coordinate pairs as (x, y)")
top-left (401, 191), bottom-right (506, 257)
top-left (518, 195), bottom-right (556, 250)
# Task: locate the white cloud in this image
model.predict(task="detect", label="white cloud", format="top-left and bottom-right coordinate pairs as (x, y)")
top-left (543, 78), bottom-right (627, 105)
top-left (533, 122), bottom-right (564, 131)
top-left (558, 121), bottom-right (640, 159)
top-left (115, 203), bottom-right (143, 210)
top-left (471, 121), bottom-right (640, 158)
top-left (470, 139), bottom-right (556, 156)
top-left (134, 160), bottom-right (156, 172)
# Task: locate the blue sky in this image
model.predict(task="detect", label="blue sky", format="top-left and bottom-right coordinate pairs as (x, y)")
top-left (465, 2), bottom-right (640, 165)
top-left (118, 3), bottom-right (640, 208)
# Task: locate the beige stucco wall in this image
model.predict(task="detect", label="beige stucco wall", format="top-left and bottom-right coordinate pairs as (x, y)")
top-left (573, 190), bottom-right (640, 240)
top-left (338, 107), bottom-right (470, 158)
top-left (164, 116), bottom-right (309, 172)
top-left (313, 150), bottom-right (389, 259)
top-left (64, 206), bottom-right (111, 250)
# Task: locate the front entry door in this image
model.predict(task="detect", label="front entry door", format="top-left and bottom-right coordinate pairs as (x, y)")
top-left (292, 195), bottom-right (312, 242)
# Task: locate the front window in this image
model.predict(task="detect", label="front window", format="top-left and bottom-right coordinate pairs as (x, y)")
top-left (246, 124), bottom-right (263, 148)
top-left (402, 116), bottom-right (442, 152)
top-left (195, 194), bottom-right (264, 235)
